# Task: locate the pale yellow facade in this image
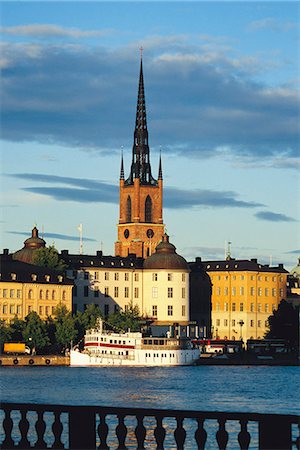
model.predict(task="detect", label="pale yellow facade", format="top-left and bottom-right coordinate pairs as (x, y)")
top-left (0, 280), bottom-right (72, 321)
top-left (208, 268), bottom-right (287, 341)
top-left (71, 266), bottom-right (190, 325)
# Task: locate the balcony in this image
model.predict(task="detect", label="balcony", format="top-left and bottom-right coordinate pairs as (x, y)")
top-left (1, 402), bottom-right (299, 449)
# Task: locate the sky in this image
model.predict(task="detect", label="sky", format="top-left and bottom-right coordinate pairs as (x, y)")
top-left (1, 1), bottom-right (299, 270)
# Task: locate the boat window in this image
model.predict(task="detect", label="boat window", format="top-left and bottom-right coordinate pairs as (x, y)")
top-left (110, 340), bottom-right (112, 343)
top-left (159, 340), bottom-right (164, 345)
top-left (123, 341), bottom-right (126, 344)
top-left (154, 340), bottom-right (159, 345)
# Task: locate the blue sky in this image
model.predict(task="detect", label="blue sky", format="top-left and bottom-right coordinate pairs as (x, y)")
top-left (1, 1), bottom-right (299, 270)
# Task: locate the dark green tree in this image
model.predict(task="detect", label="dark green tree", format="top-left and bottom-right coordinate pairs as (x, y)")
top-left (0, 320), bottom-right (11, 352)
top-left (32, 245), bottom-right (67, 271)
top-left (73, 304), bottom-right (103, 347)
top-left (107, 302), bottom-right (142, 332)
top-left (53, 304), bottom-right (77, 353)
top-left (9, 316), bottom-right (25, 342)
top-left (265, 299), bottom-right (299, 351)
top-left (23, 311), bottom-right (50, 354)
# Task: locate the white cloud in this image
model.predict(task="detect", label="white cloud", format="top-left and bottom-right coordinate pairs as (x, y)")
top-left (0, 24), bottom-right (114, 39)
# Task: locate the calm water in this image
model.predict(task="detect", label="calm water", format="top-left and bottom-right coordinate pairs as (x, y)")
top-left (1, 366), bottom-right (299, 449)
top-left (1, 365), bottom-right (299, 415)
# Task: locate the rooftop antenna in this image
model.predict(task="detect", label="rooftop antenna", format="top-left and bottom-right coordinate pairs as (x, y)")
top-left (226, 241), bottom-right (232, 260)
top-left (269, 255), bottom-right (273, 266)
top-left (78, 224), bottom-right (83, 255)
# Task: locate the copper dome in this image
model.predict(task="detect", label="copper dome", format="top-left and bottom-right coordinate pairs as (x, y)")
top-left (143, 234), bottom-right (189, 271)
top-left (13, 226), bottom-right (46, 264)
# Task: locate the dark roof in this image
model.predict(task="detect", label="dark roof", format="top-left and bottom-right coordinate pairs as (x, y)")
top-left (60, 250), bottom-right (144, 270)
top-left (12, 226), bottom-right (46, 264)
top-left (0, 254), bottom-right (72, 285)
top-left (188, 257), bottom-right (288, 274)
top-left (143, 234), bottom-right (189, 271)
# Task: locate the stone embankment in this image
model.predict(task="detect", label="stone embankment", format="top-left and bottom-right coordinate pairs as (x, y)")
top-left (0, 355), bottom-right (70, 366)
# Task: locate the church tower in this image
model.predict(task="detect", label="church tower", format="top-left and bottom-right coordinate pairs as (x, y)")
top-left (115, 55), bottom-right (165, 258)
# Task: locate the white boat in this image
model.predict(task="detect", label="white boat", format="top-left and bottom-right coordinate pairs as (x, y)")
top-left (70, 319), bottom-right (200, 366)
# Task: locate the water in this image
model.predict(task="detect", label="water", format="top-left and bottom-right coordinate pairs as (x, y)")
top-left (1, 366), bottom-right (299, 449)
top-left (1, 365), bottom-right (299, 414)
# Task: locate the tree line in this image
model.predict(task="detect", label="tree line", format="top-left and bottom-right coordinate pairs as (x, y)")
top-left (0, 303), bottom-right (142, 355)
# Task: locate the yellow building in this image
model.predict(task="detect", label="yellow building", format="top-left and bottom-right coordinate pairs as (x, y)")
top-left (0, 251), bottom-right (73, 322)
top-left (203, 258), bottom-right (288, 341)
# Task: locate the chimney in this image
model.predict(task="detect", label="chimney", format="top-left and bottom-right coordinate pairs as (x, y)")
top-left (96, 250), bottom-right (103, 257)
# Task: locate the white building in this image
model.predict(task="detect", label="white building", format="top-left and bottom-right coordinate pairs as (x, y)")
top-left (62, 234), bottom-right (190, 326)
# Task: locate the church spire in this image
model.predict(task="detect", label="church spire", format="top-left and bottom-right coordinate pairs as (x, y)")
top-left (158, 149), bottom-right (163, 180)
top-left (125, 51), bottom-right (157, 186)
top-left (120, 149), bottom-right (124, 180)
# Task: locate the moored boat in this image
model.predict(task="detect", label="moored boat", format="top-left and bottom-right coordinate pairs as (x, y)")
top-left (70, 319), bottom-right (200, 366)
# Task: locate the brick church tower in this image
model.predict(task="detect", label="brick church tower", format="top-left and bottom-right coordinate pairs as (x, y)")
top-left (115, 56), bottom-right (165, 258)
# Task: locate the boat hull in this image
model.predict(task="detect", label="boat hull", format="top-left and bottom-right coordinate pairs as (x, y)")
top-left (70, 349), bottom-right (200, 367)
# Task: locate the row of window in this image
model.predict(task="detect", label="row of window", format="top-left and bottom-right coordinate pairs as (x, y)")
top-left (1, 273), bottom-right (64, 282)
top-left (1, 304), bottom-right (56, 316)
top-left (83, 304), bottom-right (186, 317)
top-left (214, 287), bottom-right (284, 297)
top-left (215, 302), bottom-right (276, 313)
top-left (76, 286), bottom-right (186, 300)
top-left (0, 289), bottom-right (67, 300)
top-left (215, 318), bottom-right (268, 328)
top-left (211, 274), bottom-right (283, 282)
top-left (78, 271), bottom-right (186, 282)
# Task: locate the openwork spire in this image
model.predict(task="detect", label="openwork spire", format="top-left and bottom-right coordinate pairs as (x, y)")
top-left (120, 150), bottom-right (124, 180)
top-left (158, 150), bottom-right (163, 180)
top-left (125, 53), bottom-right (157, 186)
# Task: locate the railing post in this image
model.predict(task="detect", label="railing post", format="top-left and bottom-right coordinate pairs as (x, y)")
top-left (259, 416), bottom-right (292, 450)
top-left (69, 409), bottom-right (96, 449)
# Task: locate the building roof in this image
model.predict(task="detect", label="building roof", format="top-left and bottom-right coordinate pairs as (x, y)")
top-left (0, 253), bottom-right (72, 285)
top-left (12, 226), bottom-right (46, 264)
top-left (290, 258), bottom-right (300, 277)
top-left (143, 234), bottom-right (189, 271)
top-left (60, 250), bottom-right (144, 270)
top-left (189, 257), bottom-right (288, 274)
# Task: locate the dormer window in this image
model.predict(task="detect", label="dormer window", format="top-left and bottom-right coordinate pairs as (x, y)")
top-left (11, 273), bottom-right (17, 281)
top-left (31, 274), bottom-right (37, 281)
top-left (45, 275), bottom-right (50, 282)
top-left (58, 275), bottom-right (63, 282)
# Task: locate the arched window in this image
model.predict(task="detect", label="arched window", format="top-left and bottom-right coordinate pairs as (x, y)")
top-left (39, 290), bottom-right (43, 300)
top-left (62, 291), bottom-right (66, 301)
top-left (28, 289), bottom-right (33, 300)
top-left (52, 291), bottom-right (56, 300)
top-left (46, 290), bottom-right (49, 300)
top-left (126, 196), bottom-right (132, 222)
top-left (145, 195), bottom-right (152, 222)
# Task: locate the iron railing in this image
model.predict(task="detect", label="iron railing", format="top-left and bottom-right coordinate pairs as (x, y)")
top-left (1, 402), bottom-right (299, 449)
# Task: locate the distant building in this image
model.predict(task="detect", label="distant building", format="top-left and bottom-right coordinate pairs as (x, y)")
top-left (0, 250), bottom-right (73, 322)
top-left (115, 56), bottom-right (165, 259)
top-left (199, 257), bottom-right (288, 341)
top-left (188, 257), bottom-right (212, 337)
top-left (287, 258), bottom-right (300, 307)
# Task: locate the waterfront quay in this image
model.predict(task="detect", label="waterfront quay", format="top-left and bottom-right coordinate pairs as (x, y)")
top-left (0, 355), bottom-right (69, 367)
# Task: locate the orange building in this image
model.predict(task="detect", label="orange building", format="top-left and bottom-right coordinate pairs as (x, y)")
top-left (115, 57), bottom-right (165, 258)
top-left (202, 258), bottom-right (288, 341)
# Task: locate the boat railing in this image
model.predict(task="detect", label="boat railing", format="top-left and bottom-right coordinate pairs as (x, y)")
top-left (142, 337), bottom-right (192, 349)
top-left (1, 402), bottom-right (299, 449)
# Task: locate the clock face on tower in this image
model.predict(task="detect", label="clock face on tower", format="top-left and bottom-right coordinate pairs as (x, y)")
top-left (124, 229), bottom-right (130, 239)
top-left (147, 229), bottom-right (154, 238)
